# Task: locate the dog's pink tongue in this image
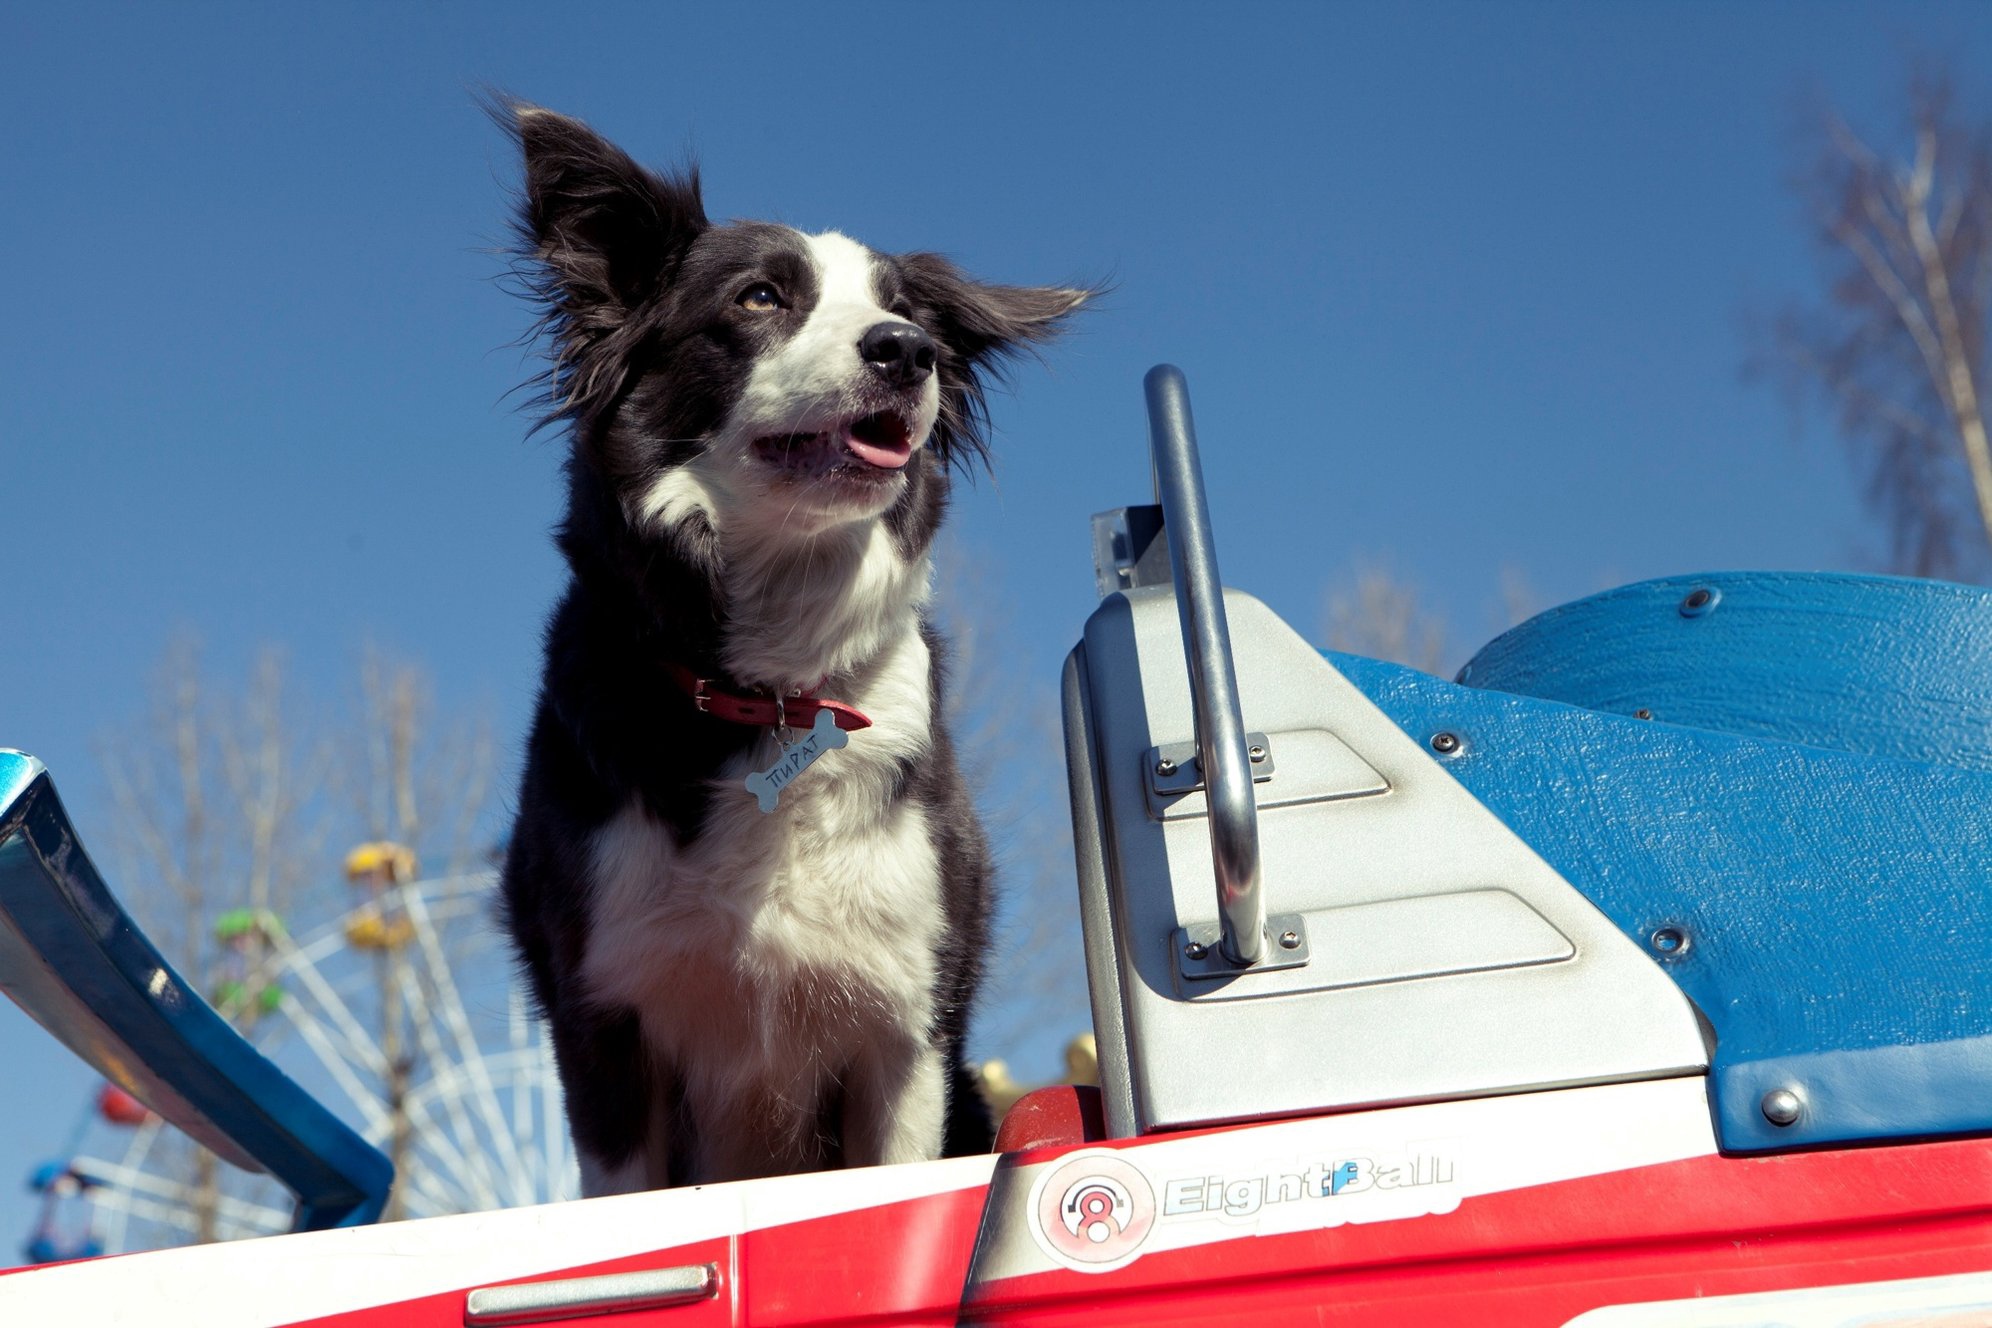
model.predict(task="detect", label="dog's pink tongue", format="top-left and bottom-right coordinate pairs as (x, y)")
top-left (846, 437), bottom-right (913, 469)
top-left (844, 419), bottom-right (914, 470)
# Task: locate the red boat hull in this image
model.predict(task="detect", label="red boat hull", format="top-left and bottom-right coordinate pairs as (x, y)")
top-left (6, 1077), bottom-right (1989, 1326)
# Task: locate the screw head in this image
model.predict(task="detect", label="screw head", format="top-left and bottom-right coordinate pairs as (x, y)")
top-left (1649, 925), bottom-right (1689, 956)
top-left (1278, 929), bottom-right (1300, 950)
top-left (1155, 757), bottom-right (1178, 777)
top-left (1760, 1087), bottom-right (1804, 1127)
top-left (1634, 708), bottom-right (1654, 721)
top-left (1430, 731), bottom-right (1462, 755)
top-left (1183, 939), bottom-right (1208, 961)
top-left (1679, 586), bottom-right (1720, 618)
top-left (1248, 744), bottom-right (1267, 763)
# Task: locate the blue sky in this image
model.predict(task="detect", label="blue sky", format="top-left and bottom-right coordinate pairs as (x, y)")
top-left (5, 1), bottom-right (1990, 1258)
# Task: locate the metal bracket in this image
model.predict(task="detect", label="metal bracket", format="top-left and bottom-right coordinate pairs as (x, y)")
top-left (1147, 732), bottom-right (1275, 798)
top-left (1175, 912), bottom-right (1311, 982)
top-left (1091, 504), bottom-right (1171, 599)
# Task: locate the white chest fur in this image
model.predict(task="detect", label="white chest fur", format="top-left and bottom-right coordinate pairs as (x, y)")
top-left (578, 625), bottom-right (943, 1101)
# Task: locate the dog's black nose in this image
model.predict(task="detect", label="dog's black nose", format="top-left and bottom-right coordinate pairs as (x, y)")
top-left (858, 321), bottom-right (937, 388)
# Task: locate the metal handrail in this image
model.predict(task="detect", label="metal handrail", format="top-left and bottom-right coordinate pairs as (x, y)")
top-left (1143, 365), bottom-right (1266, 966)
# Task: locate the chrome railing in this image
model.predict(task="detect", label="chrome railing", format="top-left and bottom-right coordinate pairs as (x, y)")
top-left (1143, 365), bottom-right (1266, 966)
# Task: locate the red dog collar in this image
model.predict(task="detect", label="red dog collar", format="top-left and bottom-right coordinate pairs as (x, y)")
top-left (664, 662), bottom-right (873, 733)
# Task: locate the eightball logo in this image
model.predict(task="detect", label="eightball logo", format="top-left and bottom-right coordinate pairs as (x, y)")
top-left (1028, 1151), bottom-right (1158, 1273)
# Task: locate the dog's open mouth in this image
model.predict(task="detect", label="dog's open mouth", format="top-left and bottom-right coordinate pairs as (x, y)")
top-left (752, 411), bottom-right (915, 479)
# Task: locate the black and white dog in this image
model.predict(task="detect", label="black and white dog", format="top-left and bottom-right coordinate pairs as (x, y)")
top-left (495, 105), bottom-right (1088, 1194)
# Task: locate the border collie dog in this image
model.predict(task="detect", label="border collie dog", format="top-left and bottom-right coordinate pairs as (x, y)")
top-left (496, 106), bottom-right (1088, 1194)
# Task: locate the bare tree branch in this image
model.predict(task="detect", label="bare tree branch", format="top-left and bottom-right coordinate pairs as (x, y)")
top-left (1764, 68), bottom-right (1992, 580)
top-left (1322, 565), bottom-right (1454, 676)
top-left (94, 637), bottom-right (498, 1243)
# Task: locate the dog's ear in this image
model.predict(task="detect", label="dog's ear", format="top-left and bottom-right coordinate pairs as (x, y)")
top-left (507, 103), bottom-right (706, 313)
top-left (498, 101), bottom-right (707, 425)
top-left (897, 254), bottom-right (1094, 470)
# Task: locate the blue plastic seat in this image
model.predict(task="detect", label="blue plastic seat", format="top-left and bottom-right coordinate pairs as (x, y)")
top-left (1333, 572), bottom-right (1992, 1153)
top-left (1459, 571), bottom-right (1992, 770)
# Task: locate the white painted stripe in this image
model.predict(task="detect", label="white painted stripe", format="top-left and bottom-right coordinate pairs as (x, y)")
top-left (0, 1154), bottom-right (1000, 1327)
top-left (970, 1076), bottom-right (1719, 1282)
top-left (0, 1078), bottom-right (1721, 1323)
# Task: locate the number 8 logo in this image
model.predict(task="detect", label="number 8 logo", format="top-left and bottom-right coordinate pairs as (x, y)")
top-left (1064, 1180), bottom-right (1129, 1244)
top-left (1030, 1151), bottom-right (1157, 1272)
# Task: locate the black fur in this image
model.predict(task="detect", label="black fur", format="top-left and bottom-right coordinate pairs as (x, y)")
top-left (492, 102), bottom-right (1088, 1187)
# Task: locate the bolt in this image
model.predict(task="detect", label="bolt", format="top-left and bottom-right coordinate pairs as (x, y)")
top-left (1430, 731), bottom-right (1461, 755)
top-left (1680, 586), bottom-right (1719, 618)
top-left (1278, 929), bottom-right (1300, 950)
top-left (1183, 940), bottom-right (1208, 961)
top-left (1156, 757), bottom-right (1178, 777)
top-left (1248, 744), bottom-right (1267, 763)
top-left (1649, 925), bottom-right (1689, 956)
top-left (1760, 1087), bottom-right (1804, 1127)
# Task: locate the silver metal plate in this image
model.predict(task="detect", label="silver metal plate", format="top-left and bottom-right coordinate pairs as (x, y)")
top-left (1174, 911), bottom-right (1311, 982)
top-left (1181, 889), bottom-right (1573, 1001)
top-left (1063, 650), bottom-right (1140, 1136)
top-left (1145, 727), bottom-right (1388, 822)
top-left (1146, 732), bottom-right (1275, 797)
top-left (465, 1265), bottom-right (717, 1325)
top-left (1064, 588), bottom-right (1710, 1136)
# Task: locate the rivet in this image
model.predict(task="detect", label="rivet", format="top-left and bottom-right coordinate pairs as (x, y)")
top-left (1761, 1087), bottom-right (1804, 1127)
top-left (1183, 940), bottom-right (1208, 961)
top-left (1634, 708), bottom-right (1654, 721)
top-left (1429, 731), bottom-right (1462, 756)
top-left (1278, 929), bottom-right (1300, 950)
top-left (1648, 925), bottom-right (1689, 956)
top-left (1156, 757), bottom-right (1178, 777)
top-left (1679, 586), bottom-right (1720, 618)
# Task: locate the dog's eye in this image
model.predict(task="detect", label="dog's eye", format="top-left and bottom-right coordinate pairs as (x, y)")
top-left (737, 283), bottom-right (784, 312)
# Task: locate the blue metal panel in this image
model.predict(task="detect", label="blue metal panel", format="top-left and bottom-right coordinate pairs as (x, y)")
top-left (0, 750), bottom-right (391, 1230)
top-left (1329, 599), bottom-right (1992, 1153)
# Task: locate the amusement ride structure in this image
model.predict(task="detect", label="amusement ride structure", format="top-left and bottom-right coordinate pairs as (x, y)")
top-left (18, 846), bottom-right (570, 1261)
top-left (2, 365), bottom-right (1990, 1324)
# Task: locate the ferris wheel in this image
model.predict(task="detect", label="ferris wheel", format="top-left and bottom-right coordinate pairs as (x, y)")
top-left (25, 849), bottom-right (575, 1259)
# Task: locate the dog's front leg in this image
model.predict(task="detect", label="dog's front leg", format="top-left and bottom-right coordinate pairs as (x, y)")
top-left (556, 1008), bottom-right (676, 1198)
top-left (843, 1038), bottom-right (946, 1169)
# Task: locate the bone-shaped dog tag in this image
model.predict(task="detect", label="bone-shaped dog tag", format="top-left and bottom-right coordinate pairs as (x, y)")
top-left (744, 708), bottom-right (850, 813)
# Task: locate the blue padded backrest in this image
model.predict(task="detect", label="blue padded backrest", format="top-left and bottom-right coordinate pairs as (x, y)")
top-left (1457, 572), bottom-right (1992, 770)
top-left (0, 750), bottom-right (391, 1230)
top-left (1328, 574), bottom-right (1992, 1154)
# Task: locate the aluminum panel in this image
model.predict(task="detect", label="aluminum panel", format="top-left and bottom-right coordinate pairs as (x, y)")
top-left (1070, 589), bottom-right (1708, 1133)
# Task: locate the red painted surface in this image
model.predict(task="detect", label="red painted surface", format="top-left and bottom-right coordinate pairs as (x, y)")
top-left (23, 1124), bottom-right (1992, 1326)
top-left (267, 1191), bottom-right (988, 1328)
top-left (992, 1086), bottom-right (1106, 1154)
top-left (964, 1135), bottom-right (1992, 1325)
top-left (281, 1237), bottom-right (736, 1328)
top-left (969, 1223), bottom-right (1992, 1328)
top-left (745, 1187), bottom-right (988, 1326)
